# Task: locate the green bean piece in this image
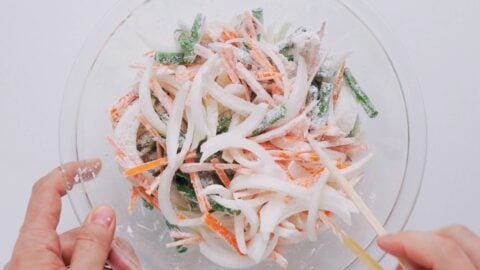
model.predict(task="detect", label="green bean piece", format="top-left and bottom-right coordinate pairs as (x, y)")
top-left (343, 68), bottom-right (378, 118)
top-left (317, 82), bottom-right (333, 118)
top-left (251, 8), bottom-right (264, 24)
top-left (142, 198), bottom-right (154, 210)
top-left (174, 182), bottom-right (240, 215)
top-left (154, 52), bottom-right (188, 65)
top-left (253, 105), bottom-right (287, 135)
top-left (216, 112), bottom-right (232, 134)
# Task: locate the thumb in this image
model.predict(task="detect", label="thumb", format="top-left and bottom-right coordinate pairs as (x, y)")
top-left (70, 205), bottom-right (116, 270)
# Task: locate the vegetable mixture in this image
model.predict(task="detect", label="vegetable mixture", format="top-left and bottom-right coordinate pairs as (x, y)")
top-left (108, 9), bottom-right (382, 269)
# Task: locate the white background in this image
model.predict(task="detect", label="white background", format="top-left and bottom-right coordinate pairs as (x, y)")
top-left (0, 0), bottom-right (479, 268)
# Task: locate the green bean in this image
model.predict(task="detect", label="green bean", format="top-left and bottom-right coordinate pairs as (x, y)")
top-left (343, 68), bottom-right (378, 118)
top-left (253, 105), bottom-right (287, 135)
top-left (154, 52), bottom-right (188, 65)
top-left (251, 8), bottom-right (264, 24)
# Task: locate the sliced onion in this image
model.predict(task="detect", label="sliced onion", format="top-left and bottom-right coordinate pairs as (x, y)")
top-left (205, 97), bottom-right (219, 138)
top-left (259, 197), bottom-right (286, 234)
top-left (200, 135), bottom-right (282, 176)
top-left (231, 103), bottom-right (269, 137)
top-left (175, 108), bottom-right (195, 165)
top-left (230, 174), bottom-right (309, 198)
top-left (234, 215), bottom-right (248, 254)
top-left (288, 161), bottom-right (312, 179)
top-left (207, 81), bottom-right (257, 116)
top-left (307, 171), bottom-right (330, 241)
top-left (139, 58), bottom-right (167, 135)
top-left (201, 184), bottom-right (233, 198)
top-left (154, 167), bottom-right (178, 223)
top-left (283, 56), bottom-right (308, 121)
top-left (199, 242), bottom-right (256, 269)
top-left (247, 233), bottom-right (269, 263)
top-left (166, 82), bottom-right (190, 167)
top-left (190, 55), bottom-right (220, 142)
top-left (261, 234), bottom-right (279, 261)
top-left (334, 85), bottom-right (358, 135)
top-left (230, 148), bottom-right (262, 169)
top-left (250, 113), bottom-right (308, 143)
top-left (225, 83), bottom-right (245, 97)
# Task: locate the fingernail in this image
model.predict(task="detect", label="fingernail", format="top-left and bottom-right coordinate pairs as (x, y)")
top-left (110, 237), bottom-right (141, 270)
top-left (88, 205), bottom-right (115, 228)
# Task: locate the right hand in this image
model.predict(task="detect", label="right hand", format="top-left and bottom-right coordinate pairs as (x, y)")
top-left (377, 225), bottom-right (480, 270)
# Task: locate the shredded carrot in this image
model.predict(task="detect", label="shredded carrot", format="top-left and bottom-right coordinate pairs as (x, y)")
top-left (189, 169), bottom-right (212, 213)
top-left (136, 186), bottom-right (159, 209)
top-left (219, 47), bottom-right (240, 84)
top-left (333, 62), bottom-right (346, 103)
top-left (254, 71), bottom-right (280, 81)
top-left (128, 188), bottom-right (139, 213)
top-left (107, 136), bottom-right (127, 158)
top-left (241, 81), bottom-right (251, 101)
top-left (239, 28), bottom-right (275, 72)
top-left (138, 114), bottom-right (161, 138)
top-left (110, 90), bottom-right (138, 124)
top-left (219, 26), bottom-right (239, 42)
top-left (176, 212), bottom-right (187, 220)
top-left (203, 213), bottom-right (242, 255)
top-left (270, 250), bottom-right (288, 268)
top-left (211, 159), bottom-right (231, 187)
top-left (264, 82), bottom-right (283, 96)
top-left (123, 157), bottom-right (168, 177)
top-left (151, 79), bottom-right (174, 114)
top-left (336, 163), bottom-right (351, 169)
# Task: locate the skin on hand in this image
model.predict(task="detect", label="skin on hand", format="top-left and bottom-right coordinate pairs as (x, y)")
top-left (6, 160), bottom-right (141, 270)
top-left (377, 226), bottom-right (480, 270)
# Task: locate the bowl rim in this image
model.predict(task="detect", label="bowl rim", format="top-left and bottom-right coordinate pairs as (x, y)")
top-left (59, 0), bottom-right (427, 268)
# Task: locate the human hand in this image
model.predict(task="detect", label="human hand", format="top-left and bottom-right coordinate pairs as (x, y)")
top-left (5, 160), bottom-right (141, 270)
top-left (378, 225), bottom-right (480, 270)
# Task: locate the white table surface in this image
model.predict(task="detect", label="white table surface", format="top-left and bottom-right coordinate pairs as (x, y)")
top-left (1, 0), bottom-right (479, 267)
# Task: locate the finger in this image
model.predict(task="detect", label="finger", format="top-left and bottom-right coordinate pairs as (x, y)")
top-left (22, 159), bottom-right (101, 232)
top-left (70, 205), bottom-right (116, 270)
top-left (59, 227), bottom-right (81, 265)
top-left (60, 229), bottom-right (141, 270)
top-left (435, 225), bottom-right (480, 268)
top-left (377, 231), bottom-right (476, 270)
top-left (109, 237), bottom-right (142, 270)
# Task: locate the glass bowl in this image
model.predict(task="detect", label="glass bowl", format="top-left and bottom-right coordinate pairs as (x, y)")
top-left (59, 0), bottom-right (426, 269)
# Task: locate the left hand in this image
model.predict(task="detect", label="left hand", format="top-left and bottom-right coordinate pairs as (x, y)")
top-left (5, 160), bottom-right (141, 270)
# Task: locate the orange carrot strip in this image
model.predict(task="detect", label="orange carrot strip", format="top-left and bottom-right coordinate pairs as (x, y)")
top-left (107, 136), bottom-right (127, 158)
top-left (333, 62), bottom-right (346, 103)
top-left (211, 158), bottom-right (231, 188)
top-left (137, 187), bottom-right (159, 209)
top-left (190, 172), bottom-right (212, 213)
top-left (110, 90), bottom-right (138, 124)
top-left (123, 157), bottom-right (168, 177)
top-left (219, 46), bottom-right (240, 84)
top-left (254, 71), bottom-right (280, 81)
top-left (151, 79), bottom-right (173, 114)
top-left (203, 213), bottom-right (242, 255)
top-left (219, 26), bottom-right (239, 42)
top-left (128, 188), bottom-right (139, 213)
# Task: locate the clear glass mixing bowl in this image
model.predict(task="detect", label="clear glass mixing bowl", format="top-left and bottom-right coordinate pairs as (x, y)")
top-left (59, 0), bottom-right (427, 269)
